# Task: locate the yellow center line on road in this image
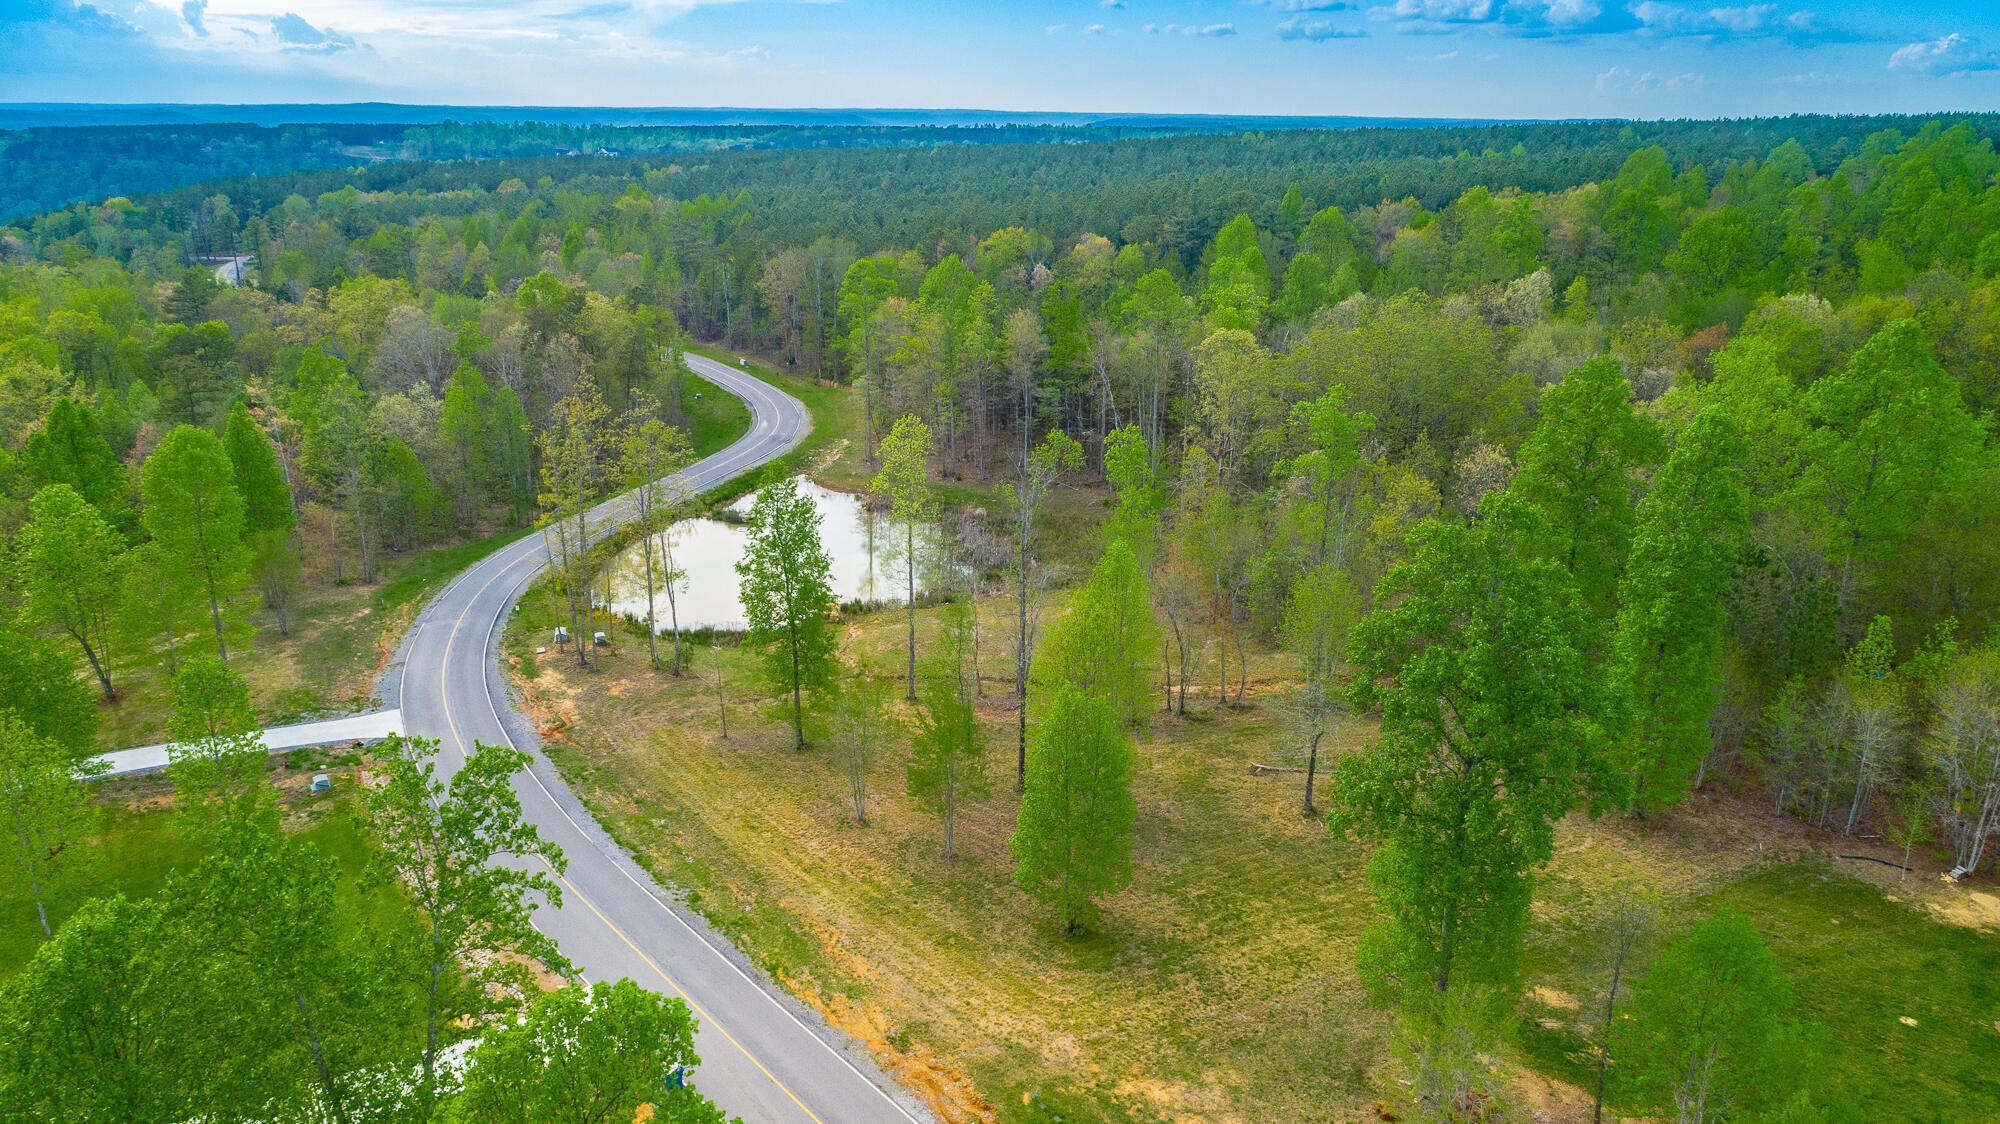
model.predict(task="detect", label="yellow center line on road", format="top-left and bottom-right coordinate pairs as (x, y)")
top-left (540, 858), bottom-right (827, 1124)
top-left (434, 522), bottom-right (825, 1124)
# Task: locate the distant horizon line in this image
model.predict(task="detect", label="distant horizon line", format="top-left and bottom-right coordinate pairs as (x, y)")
top-left (3, 103), bottom-right (1991, 133)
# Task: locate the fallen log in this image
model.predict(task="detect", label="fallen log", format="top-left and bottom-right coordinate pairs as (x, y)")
top-left (1837, 853), bottom-right (1910, 872)
top-left (1250, 763), bottom-right (1309, 775)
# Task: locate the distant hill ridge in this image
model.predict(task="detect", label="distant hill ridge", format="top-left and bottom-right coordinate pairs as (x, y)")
top-left (0, 103), bottom-right (1519, 131)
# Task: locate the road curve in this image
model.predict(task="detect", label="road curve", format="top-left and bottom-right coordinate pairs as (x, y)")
top-left (383, 353), bottom-right (932, 1124)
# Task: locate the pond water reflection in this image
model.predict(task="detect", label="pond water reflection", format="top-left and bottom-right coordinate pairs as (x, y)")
top-left (600, 476), bottom-right (924, 632)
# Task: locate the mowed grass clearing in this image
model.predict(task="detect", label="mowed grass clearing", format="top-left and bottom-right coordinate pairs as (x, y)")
top-left (508, 567), bottom-right (2000, 1124)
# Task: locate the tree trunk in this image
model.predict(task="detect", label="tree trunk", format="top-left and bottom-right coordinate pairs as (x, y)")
top-left (295, 991), bottom-right (352, 1124)
top-left (643, 528), bottom-right (660, 671)
top-left (1592, 940), bottom-right (1629, 1124)
top-left (1304, 732), bottom-right (1321, 816)
top-left (905, 521), bottom-right (918, 701)
top-left (1017, 527), bottom-right (1031, 788)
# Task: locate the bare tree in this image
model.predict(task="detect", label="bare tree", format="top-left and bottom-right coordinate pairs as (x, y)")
top-left (1592, 884), bottom-right (1659, 1124)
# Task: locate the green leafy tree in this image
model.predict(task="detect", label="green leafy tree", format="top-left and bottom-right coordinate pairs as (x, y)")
top-left (1278, 385), bottom-right (1375, 572)
top-left (832, 662), bottom-right (895, 823)
top-left (160, 830), bottom-right (410, 1124)
top-left (1034, 537), bottom-right (1160, 731)
top-left (292, 348), bottom-right (373, 582)
top-left (871, 413), bottom-right (936, 699)
top-left (623, 410), bottom-right (695, 673)
top-left (1610, 409), bottom-right (1751, 811)
top-left (736, 474), bottom-right (839, 749)
top-left (165, 653), bottom-right (258, 742)
top-left (537, 384), bottom-right (615, 669)
top-left (13, 483), bottom-right (127, 699)
top-left (361, 734), bottom-right (570, 1106)
top-left (439, 361), bottom-right (495, 529)
top-left (1617, 909), bottom-right (1801, 1124)
top-left (0, 896), bottom-right (179, 1123)
top-left (221, 401), bottom-right (293, 537)
top-left (1005, 428), bottom-right (1083, 786)
top-left (0, 634), bottom-right (99, 760)
top-left (20, 397), bottom-right (130, 532)
top-left (1011, 684), bottom-right (1135, 934)
top-left (837, 256), bottom-right (902, 455)
top-left (445, 979), bottom-right (730, 1124)
top-left (0, 711), bottom-right (98, 939)
top-left (1792, 318), bottom-right (1987, 607)
top-left (1283, 562), bottom-right (1361, 816)
top-left (251, 530), bottom-right (303, 635)
top-left (1332, 494), bottom-right (1604, 1025)
top-left (1511, 357), bottom-right (1663, 623)
top-left (907, 600), bottom-right (990, 859)
top-left (140, 424), bottom-right (248, 661)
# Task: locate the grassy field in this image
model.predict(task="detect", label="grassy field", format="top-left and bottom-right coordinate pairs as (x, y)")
top-left (92, 368), bottom-right (750, 752)
top-left (506, 562), bottom-right (2000, 1123)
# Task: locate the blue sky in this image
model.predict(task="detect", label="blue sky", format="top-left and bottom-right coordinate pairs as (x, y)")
top-left (2, 0), bottom-right (1997, 118)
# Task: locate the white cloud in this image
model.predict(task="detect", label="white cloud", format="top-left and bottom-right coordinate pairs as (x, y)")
top-left (1100, 0), bottom-right (1123, 7)
top-left (1276, 15), bottom-right (1366, 39)
top-left (1046, 23), bottom-right (1067, 34)
top-left (1147, 22), bottom-right (1238, 36)
top-left (181, 0), bottom-right (208, 36)
top-left (1630, 2), bottom-right (1805, 37)
top-left (1392, 0), bottom-right (1493, 18)
top-left (1597, 64), bottom-right (1705, 92)
top-left (1889, 33), bottom-right (2000, 76)
top-left (270, 11), bottom-right (356, 50)
top-left (1250, 0), bottom-right (1356, 10)
top-left (1084, 22), bottom-right (1106, 34)
top-left (1541, 0), bottom-right (1600, 26)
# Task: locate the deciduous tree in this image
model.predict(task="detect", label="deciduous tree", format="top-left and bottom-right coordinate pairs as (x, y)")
top-left (0, 711), bottom-right (98, 939)
top-left (140, 424), bottom-right (248, 661)
top-left (872, 413), bottom-right (936, 699)
top-left (13, 483), bottom-right (126, 699)
top-left (1617, 909), bottom-right (1800, 1124)
top-left (1332, 494), bottom-right (1604, 1029)
top-left (361, 734), bottom-right (569, 1107)
top-left (1011, 685), bottom-right (1135, 934)
top-left (736, 474), bottom-right (838, 749)
top-left (908, 600), bottom-right (989, 859)
top-left (1610, 409), bottom-right (1750, 811)
top-left (1005, 428), bottom-right (1082, 786)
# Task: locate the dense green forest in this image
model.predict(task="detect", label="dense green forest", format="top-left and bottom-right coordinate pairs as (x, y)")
top-left (0, 116), bottom-right (1309, 223)
top-left (4, 112), bottom-right (2000, 1121)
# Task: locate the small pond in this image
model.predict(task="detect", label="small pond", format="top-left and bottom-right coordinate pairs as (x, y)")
top-left (599, 476), bottom-right (926, 632)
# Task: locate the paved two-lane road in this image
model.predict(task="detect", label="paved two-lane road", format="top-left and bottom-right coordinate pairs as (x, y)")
top-left (386, 353), bottom-right (930, 1124)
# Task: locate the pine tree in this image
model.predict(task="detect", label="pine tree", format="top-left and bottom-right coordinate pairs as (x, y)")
top-left (1011, 684), bottom-right (1135, 934)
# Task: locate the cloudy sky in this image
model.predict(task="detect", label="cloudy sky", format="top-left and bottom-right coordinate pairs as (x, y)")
top-left (2, 0), bottom-right (1996, 118)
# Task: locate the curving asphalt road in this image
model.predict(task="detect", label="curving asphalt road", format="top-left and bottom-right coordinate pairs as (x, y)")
top-left (382, 352), bottom-right (931, 1124)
